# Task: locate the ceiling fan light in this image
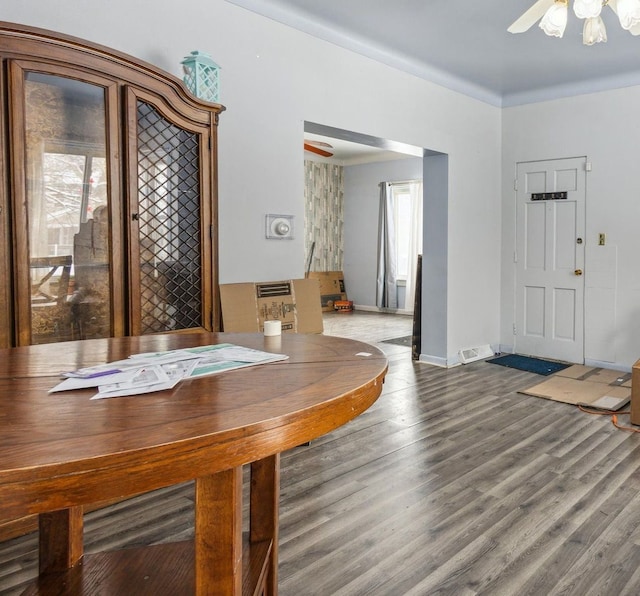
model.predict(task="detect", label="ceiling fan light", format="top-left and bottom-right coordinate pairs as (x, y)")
top-left (539, 2), bottom-right (569, 37)
top-left (616, 0), bottom-right (640, 29)
top-left (573, 0), bottom-right (602, 18)
top-left (583, 16), bottom-right (608, 44)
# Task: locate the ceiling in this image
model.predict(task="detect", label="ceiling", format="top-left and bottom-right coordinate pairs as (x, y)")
top-left (226, 0), bottom-right (640, 107)
top-left (304, 133), bottom-right (406, 165)
top-left (304, 123), bottom-right (424, 165)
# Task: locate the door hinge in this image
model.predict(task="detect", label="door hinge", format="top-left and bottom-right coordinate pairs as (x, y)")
top-left (513, 323), bottom-right (517, 335)
top-left (513, 251), bottom-right (518, 263)
top-left (585, 162), bottom-right (592, 172)
top-left (514, 179), bottom-right (518, 191)
top-left (210, 225), bottom-right (215, 239)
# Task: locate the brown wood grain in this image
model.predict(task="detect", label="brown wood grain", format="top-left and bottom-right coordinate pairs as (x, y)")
top-left (0, 67), bottom-right (9, 349)
top-left (195, 469), bottom-right (243, 595)
top-left (38, 507), bottom-right (83, 573)
top-left (250, 455), bottom-right (280, 595)
top-left (0, 21), bottom-right (224, 348)
top-left (0, 331), bottom-right (387, 594)
top-left (9, 311), bottom-right (640, 596)
top-left (0, 332), bottom-right (387, 520)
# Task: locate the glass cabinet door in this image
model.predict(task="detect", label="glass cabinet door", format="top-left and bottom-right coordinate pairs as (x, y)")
top-left (13, 67), bottom-right (117, 345)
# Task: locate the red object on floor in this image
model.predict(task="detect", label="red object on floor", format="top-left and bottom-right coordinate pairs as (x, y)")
top-left (334, 300), bottom-right (353, 312)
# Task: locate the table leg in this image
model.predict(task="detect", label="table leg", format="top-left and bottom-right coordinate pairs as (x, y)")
top-left (251, 454), bottom-right (280, 596)
top-left (195, 467), bottom-right (243, 595)
top-left (38, 506), bottom-right (83, 574)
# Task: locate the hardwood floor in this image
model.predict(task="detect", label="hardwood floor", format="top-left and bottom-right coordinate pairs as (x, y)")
top-left (3, 311), bottom-right (640, 595)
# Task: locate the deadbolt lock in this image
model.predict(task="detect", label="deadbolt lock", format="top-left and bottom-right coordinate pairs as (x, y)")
top-left (576, 238), bottom-right (583, 244)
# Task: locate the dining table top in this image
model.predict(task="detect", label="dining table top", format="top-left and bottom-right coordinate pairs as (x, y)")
top-left (0, 331), bottom-right (388, 521)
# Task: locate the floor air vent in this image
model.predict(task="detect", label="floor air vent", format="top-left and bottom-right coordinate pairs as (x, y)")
top-left (458, 345), bottom-right (494, 364)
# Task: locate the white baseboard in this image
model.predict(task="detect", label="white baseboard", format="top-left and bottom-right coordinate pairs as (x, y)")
top-left (353, 304), bottom-right (414, 316)
top-left (418, 354), bottom-right (461, 368)
top-left (584, 358), bottom-right (632, 373)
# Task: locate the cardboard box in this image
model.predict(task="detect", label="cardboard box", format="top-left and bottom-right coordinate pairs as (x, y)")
top-left (220, 278), bottom-right (323, 334)
top-left (631, 359), bottom-right (640, 425)
top-left (307, 271), bottom-right (348, 311)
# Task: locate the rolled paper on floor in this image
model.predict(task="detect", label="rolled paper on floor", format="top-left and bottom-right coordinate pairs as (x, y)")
top-left (263, 320), bottom-right (282, 336)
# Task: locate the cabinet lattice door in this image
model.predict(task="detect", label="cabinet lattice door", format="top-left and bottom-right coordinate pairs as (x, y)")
top-left (136, 100), bottom-right (203, 334)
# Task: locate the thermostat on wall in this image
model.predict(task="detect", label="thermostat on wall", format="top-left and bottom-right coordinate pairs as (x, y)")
top-left (266, 214), bottom-right (294, 239)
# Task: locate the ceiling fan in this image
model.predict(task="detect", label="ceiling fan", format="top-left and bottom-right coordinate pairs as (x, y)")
top-left (304, 140), bottom-right (333, 157)
top-left (508, 0), bottom-right (640, 44)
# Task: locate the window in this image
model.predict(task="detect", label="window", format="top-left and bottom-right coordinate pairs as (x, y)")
top-left (390, 181), bottom-right (422, 281)
top-left (377, 179), bottom-right (423, 310)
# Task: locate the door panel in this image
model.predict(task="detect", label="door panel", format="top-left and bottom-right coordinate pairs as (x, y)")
top-left (525, 202), bottom-right (546, 269)
top-left (515, 157), bottom-right (586, 363)
top-left (524, 286), bottom-right (545, 337)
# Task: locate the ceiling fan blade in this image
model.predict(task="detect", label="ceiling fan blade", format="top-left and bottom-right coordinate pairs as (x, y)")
top-left (306, 140), bottom-right (333, 148)
top-left (304, 142), bottom-right (333, 157)
top-left (508, 0), bottom-right (555, 33)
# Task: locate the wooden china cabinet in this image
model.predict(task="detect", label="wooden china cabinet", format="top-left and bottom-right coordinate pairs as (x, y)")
top-left (0, 21), bottom-right (224, 349)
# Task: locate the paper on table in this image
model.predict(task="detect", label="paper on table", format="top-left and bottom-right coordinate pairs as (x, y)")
top-left (92, 366), bottom-right (164, 399)
top-left (54, 343), bottom-right (288, 399)
top-left (186, 344), bottom-right (288, 378)
top-left (129, 343), bottom-right (287, 364)
top-left (91, 360), bottom-right (199, 400)
top-left (125, 350), bottom-right (203, 367)
top-left (61, 359), bottom-right (139, 379)
top-left (50, 368), bottom-right (141, 393)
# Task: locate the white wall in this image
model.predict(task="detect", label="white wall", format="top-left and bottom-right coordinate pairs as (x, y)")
top-left (2, 0), bottom-right (503, 364)
top-left (343, 157), bottom-right (423, 308)
top-left (502, 87), bottom-right (640, 370)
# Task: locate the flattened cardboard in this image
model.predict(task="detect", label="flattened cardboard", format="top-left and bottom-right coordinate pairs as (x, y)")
top-left (307, 271), bottom-right (347, 311)
top-left (520, 365), bottom-right (631, 410)
top-left (220, 278), bottom-right (323, 334)
top-left (557, 364), bottom-right (630, 385)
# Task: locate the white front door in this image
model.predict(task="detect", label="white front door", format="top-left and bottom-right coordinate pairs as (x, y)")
top-left (514, 157), bottom-right (586, 363)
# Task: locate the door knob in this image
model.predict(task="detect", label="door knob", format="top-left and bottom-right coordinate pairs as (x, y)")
top-left (574, 269), bottom-right (583, 276)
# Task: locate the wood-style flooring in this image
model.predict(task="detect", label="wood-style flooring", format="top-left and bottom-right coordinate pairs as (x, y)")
top-left (3, 311), bottom-right (640, 595)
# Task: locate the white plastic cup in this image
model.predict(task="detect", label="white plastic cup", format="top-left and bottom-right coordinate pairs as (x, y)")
top-left (263, 320), bottom-right (282, 337)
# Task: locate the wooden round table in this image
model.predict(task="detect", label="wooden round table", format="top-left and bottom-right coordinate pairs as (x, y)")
top-left (0, 332), bottom-right (388, 595)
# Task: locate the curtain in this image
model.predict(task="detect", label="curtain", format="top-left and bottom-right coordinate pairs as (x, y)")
top-left (403, 180), bottom-right (423, 311)
top-left (376, 182), bottom-right (398, 308)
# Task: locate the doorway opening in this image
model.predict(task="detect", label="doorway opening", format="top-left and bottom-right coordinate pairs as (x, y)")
top-left (303, 121), bottom-right (422, 310)
top-left (303, 122), bottom-right (449, 365)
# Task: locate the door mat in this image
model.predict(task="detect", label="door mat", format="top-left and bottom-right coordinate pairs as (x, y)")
top-left (381, 336), bottom-right (412, 347)
top-left (486, 354), bottom-right (571, 376)
top-left (519, 364), bottom-right (632, 409)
